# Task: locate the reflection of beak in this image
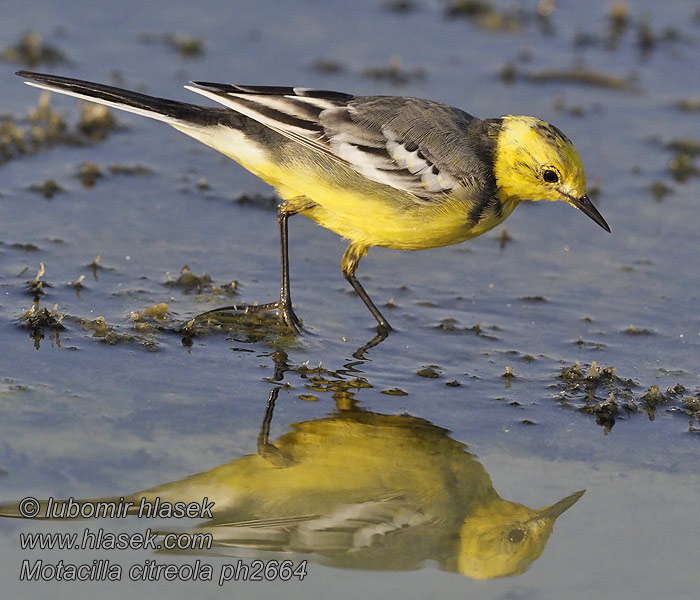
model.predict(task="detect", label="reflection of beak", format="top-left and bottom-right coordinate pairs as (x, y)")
top-left (531, 489), bottom-right (585, 522)
top-left (569, 195), bottom-right (611, 233)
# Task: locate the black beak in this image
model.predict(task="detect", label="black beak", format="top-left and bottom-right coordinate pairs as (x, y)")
top-left (569, 194), bottom-right (610, 233)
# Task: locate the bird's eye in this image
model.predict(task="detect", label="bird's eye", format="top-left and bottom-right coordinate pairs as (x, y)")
top-left (507, 528), bottom-right (526, 544)
top-left (542, 169), bottom-right (559, 184)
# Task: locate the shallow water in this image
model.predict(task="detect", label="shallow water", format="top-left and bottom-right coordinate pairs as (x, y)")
top-left (1, 0), bottom-right (698, 598)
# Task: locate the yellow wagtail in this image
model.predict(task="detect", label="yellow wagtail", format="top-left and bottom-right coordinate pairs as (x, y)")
top-left (16, 71), bottom-right (610, 333)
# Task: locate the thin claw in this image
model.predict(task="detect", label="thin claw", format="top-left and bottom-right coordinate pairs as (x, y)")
top-left (194, 301), bottom-right (302, 334)
top-left (278, 302), bottom-right (302, 334)
top-left (194, 302), bottom-right (279, 319)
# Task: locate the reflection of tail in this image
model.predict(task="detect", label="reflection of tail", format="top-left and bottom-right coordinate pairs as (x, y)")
top-left (0, 495), bottom-right (141, 520)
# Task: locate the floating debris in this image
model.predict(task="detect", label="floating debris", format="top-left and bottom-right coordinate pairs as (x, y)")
top-left (130, 303), bottom-right (169, 326)
top-left (499, 63), bottom-right (639, 93)
top-left (19, 300), bottom-right (63, 330)
top-left (108, 163), bottom-right (153, 176)
top-left (78, 316), bottom-right (131, 345)
top-left (300, 372), bottom-right (372, 394)
top-left (655, 137), bottom-right (700, 183)
top-left (498, 227), bottom-right (513, 250)
top-left (606, 1), bottom-right (630, 49)
top-left (77, 102), bottom-right (116, 141)
top-left (623, 325), bottom-right (653, 336)
top-left (444, 0), bottom-right (526, 32)
top-left (574, 3), bottom-right (688, 56)
top-left (70, 274), bottom-right (85, 292)
top-left (382, 0), bottom-right (420, 14)
top-left (436, 319), bottom-right (499, 340)
top-left (417, 366), bottom-right (440, 378)
top-left (170, 265), bottom-right (212, 293)
top-left (77, 161), bottom-right (103, 187)
top-left (579, 392), bottom-right (619, 434)
top-left (86, 255), bottom-right (112, 280)
top-left (76, 161), bottom-right (152, 187)
top-left (143, 303), bottom-right (169, 319)
top-left (18, 298), bottom-right (63, 348)
top-left (647, 180), bottom-right (673, 201)
top-left (1, 91), bottom-right (118, 167)
top-left (672, 97), bottom-right (700, 113)
top-left (381, 388), bottom-right (409, 396)
top-left (166, 265), bottom-right (237, 298)
top-left (683, 396), bottom-right (700, 432)
top-left (666, 138), bottom-right (700, 157)
top-left (0, 31), bottom-right (67, 68)
top-left (310, 59), bottom-right (346, 75)
top-left (640, 383), bottom-right (689, 421)
top-left (555, 361), bottom-right (698, 431)
top-left (535, 0), bottom-right (556, 33)
top-left (18, 300), bottom-right (64, 349)
top-left (25, 263), bottom-right (50, 298)
top-left (138, 33), bottom-right (204, 58)
top-left (11, 242), bottom-right (40, 252)
top-left (234, 192), bottom-right (278, 210)
top-left (29, 178), bottom-right (63, 199)
top-left (298, 394), bottom-right (319, 402)
top-left (552, 94), bottom-right (587, 117)
top-left (361, 56), bottom-right (425, 85)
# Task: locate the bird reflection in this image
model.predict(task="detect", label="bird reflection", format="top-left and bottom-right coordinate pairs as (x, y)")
top-left (0, 388), bottom-right (583, 578)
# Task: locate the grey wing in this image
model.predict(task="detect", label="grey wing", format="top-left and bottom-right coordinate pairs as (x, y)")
top-left (193, 498), bottom-right (431, 555)
top-left (322, 96), bottom-right (495, 200)
top-left (186, 83), bottom-right (494, 201)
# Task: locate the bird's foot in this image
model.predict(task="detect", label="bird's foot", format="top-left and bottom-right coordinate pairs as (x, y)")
top-left (194, 301), bottom-right (302, 334)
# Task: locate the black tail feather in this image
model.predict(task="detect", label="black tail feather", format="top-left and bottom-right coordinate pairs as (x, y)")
top-left (16, 70), bottom-right (230, 127)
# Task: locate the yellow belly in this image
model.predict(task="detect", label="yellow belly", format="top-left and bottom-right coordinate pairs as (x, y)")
top-left (179, 124), bottom-right (517, 251)
top-left (275, 166), bottom-right (517, 251)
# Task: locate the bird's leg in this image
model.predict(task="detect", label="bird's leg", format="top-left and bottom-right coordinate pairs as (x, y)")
top-left (194, 202), bottom-right (301, 333)
top-left (256, 387), bottom-right (295, 467)
top-left (257, 387), bottom-right (278, 453)
top-left (341, 244), bottom-right (392, 333)
top-left (351, 328), bottom-right (390, 360)
top-left (276, 202), bottom-right (301, 332)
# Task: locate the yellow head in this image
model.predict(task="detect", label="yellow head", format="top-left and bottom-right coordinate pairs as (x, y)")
top-left (455, 489), bottom-right (584, 579)
top-left (494, 116), bottom-right (610, 232)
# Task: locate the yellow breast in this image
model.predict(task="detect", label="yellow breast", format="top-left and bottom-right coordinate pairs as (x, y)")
top-left (276, 164), bottom-right (517, 251)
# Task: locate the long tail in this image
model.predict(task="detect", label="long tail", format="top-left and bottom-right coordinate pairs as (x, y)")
top-left (16, 70), bottom-right (291, 175)
top-left (16, 70), bottom-right (238, 130)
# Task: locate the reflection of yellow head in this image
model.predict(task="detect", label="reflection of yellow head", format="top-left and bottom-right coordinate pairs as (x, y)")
top-left (456, 490), bottom-right (584, 578)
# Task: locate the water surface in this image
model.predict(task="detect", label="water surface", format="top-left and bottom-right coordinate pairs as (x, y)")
top-left (1, 1), bottom-right (698, 598)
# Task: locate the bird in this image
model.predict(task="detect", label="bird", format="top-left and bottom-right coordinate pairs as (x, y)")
top-left (16, 70), bottom-right (610, 334)
top-left (0, 390), bottom-right (584, 578)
